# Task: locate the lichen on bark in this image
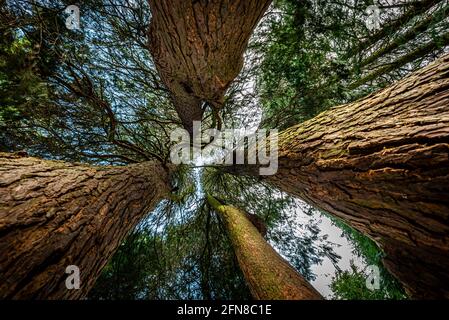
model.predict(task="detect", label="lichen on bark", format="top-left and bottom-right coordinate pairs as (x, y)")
top-left (207, 195), bottom-right (322, 300)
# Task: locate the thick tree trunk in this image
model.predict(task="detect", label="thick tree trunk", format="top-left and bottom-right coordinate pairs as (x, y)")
top-left (207, 195), bottom-right (322, 300)
top-left (0, 153), bottom-right (170, 299)
top-left (148, 0), bottom-right (272, 133)
top-left (262, 54), bottom-right (449, 298)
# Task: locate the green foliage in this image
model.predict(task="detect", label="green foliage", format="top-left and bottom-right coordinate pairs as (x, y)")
top-left (90, 195), bottom-right (252, 300)
top-left (331, 263), bottom-right (384, 300)
top-left (203, 169), bottom-right (341, 281)
top-left (2, 0), bottom-right (447, 301)
top-left (0, 29), bottom-right (48, 151)
top-left (1, 0), bottom-right (175, 163)
top-left (331, 262), bottom-right (406, 300)
top-left (89, 232), bottom-right (163, 299)
top-left (254, 0), bottom-right (449, 130)
top-left (329, 217), bottom-right (407, 300)
top-left (254, 0), bottom-right (356, 129)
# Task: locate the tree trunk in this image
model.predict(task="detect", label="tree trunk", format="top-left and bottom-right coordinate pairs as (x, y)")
top-left (148, 0), bottom-right (272, 133)
top-left (0, 153), bottom-right (170, 299)
top-left (207, 195), bottom-right (322, 300)
top-left (262, 54), bottom-right (449, 298)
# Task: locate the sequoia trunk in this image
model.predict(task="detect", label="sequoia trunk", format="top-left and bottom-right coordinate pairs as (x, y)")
top-left (207, 195), bottom-right (322, 300)
top-left (148, 0), bottom-right (272, 133)
top-left (0, 153), bottom-right (170, 299)
top-left (262, 54), bottom-right (449, 298)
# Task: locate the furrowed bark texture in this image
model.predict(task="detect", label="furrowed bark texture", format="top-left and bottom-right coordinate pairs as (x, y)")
top-left (358, 2), bottom-right (449, 69)
top-left (207, 195), bottom-right (322, 300)
top-left (345, 0), bottom-right (439, 59)
top-left (265, 54), bottom-right (449, 298)
top-left (147, 0), bottom-right (272, 133)
top-left (350, 31), bottom-right (449, 90)
top-left (0, 153), bottom-right (170, 299)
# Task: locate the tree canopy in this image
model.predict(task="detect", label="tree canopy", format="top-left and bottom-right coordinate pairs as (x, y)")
top-left (1, 0), bottom-right (448, 300)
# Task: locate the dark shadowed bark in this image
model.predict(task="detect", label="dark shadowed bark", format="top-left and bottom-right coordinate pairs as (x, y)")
top-left (207, 195), bottom-right (322, 300)
top-left (261, 54), bottom-right (449, 298)
top-left (0, 153), bottom-right (171, 299)
top-left (147, 0), bottom-right (272, 133)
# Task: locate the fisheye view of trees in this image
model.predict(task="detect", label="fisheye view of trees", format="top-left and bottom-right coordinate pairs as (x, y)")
top-left (1, 0), bottom-right (448, 302)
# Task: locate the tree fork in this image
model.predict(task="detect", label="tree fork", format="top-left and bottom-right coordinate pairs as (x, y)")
top-left (207, 195), bottom-right (322, 300)
top-left (0, 153), bottom-right (171, 299)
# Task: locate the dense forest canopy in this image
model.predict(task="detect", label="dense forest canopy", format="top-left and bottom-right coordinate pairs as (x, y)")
top-left (1, 0), bottom-right (449, 300)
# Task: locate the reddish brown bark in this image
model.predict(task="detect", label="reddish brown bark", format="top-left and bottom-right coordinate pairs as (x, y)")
top-left (0, 153), bottom-right (170, 299)
top-left (207, 195), bottom-right (322, 300)
top-left (262, 54), bottom-right (449, 298)
top-left (148, 0), bottom-right (272, 133)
